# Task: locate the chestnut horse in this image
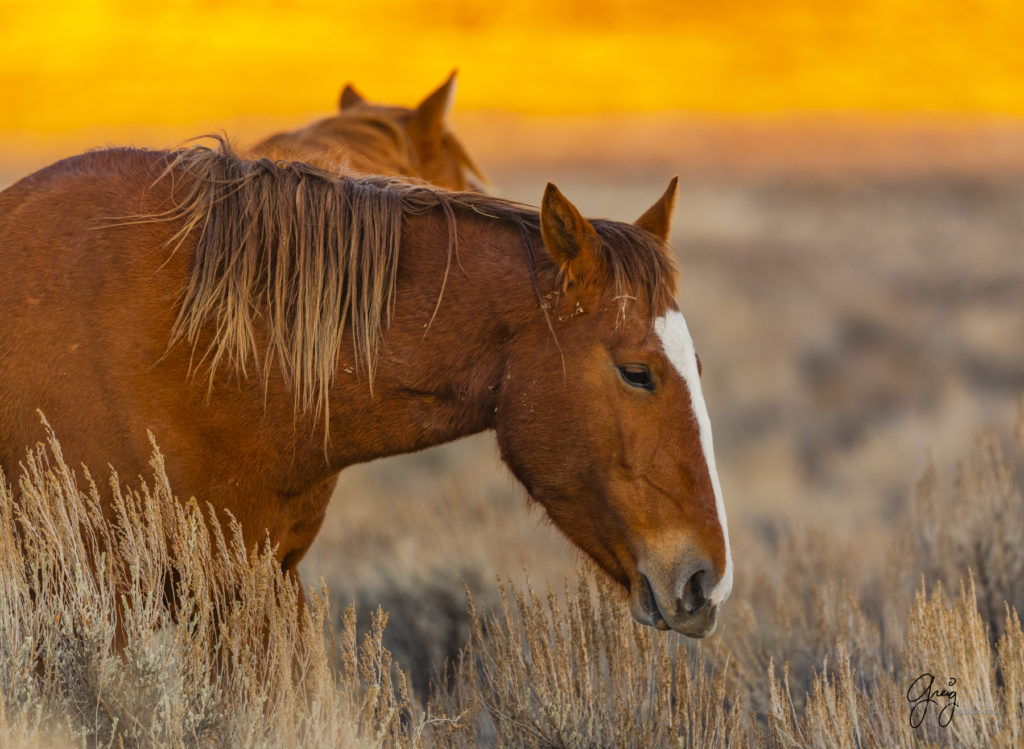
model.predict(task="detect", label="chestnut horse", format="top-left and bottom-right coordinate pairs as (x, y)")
top-left (249, 72), bottom-right (484, 190)
top-left (0, 144), bottom-right (731, 636)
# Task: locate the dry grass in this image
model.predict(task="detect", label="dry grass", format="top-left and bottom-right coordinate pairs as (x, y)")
top-left (1, 414), bottom-right (1022, 746)
top-left (431, 575), bottom-right (748, 747)
top-left (0, 423), bottom-right (418, 748)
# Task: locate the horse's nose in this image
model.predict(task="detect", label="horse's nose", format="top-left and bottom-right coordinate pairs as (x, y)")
top-left (679, 568), bottom-right (709, 614)
top-left (668, 563), bottom-right (718, 637)
top-left (632, 559), bottom-right (721, 637)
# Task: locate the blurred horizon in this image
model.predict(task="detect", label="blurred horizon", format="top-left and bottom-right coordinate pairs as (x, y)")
top-left (4, 0), bottom-right (1024, 175)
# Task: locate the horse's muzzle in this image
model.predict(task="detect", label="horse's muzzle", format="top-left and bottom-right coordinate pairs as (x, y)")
top-left (630, 569), bottom-right (719, 638)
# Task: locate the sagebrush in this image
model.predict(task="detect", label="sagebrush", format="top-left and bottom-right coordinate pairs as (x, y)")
top-left (1, 420), bottom-right (1022, 747)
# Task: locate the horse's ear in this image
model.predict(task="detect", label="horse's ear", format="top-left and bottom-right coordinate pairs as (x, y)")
top-left (409, 71), bottom-right (457, 146)
top-left (541, 183), bottom-right (603, 288)
top-left (339, 83), bottom-right (366, 111)
top-left (634, 177), bottom-right (678, 242)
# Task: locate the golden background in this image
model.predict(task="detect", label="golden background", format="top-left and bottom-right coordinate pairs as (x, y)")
top-left (3, 0), bottom-right (1023, 142)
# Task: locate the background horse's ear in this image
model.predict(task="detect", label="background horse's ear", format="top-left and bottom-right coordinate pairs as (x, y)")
top-left (541, 183), bottom-right (603, 289)
top-left (339, 83), bottom-right (366, 111)
top-left (633, 177), bottom-right (679, 242)
top-left (408, 71), bottom-right (457, 149)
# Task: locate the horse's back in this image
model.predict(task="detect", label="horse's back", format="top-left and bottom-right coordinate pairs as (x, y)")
top-left (0, 149), bottom-right (177, 336)
top-left (0, 149), bottom-right (187, 479)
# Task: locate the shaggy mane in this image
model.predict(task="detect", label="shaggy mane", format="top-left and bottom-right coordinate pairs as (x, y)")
top-left (255, 110), bottom-right (488, 187)
top-left (158, 141), bottom-right (677, 432)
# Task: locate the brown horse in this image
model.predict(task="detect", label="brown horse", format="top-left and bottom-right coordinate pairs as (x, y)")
top-left (249, 72), bottom-right (485, 190)
top-left (0, 143), bottom-right (731, 636)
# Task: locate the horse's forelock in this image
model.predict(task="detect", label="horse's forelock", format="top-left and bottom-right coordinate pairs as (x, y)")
top-left (590, 220), bottom-right (679, 314)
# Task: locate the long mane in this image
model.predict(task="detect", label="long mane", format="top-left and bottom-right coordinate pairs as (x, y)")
top-left (159, 141), bottom-right (677, 428)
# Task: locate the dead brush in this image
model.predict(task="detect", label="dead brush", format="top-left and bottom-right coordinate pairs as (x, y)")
top-left (710, 525), bottom-right (890, 719)
top-left (430, 558), bottom-right (1024, 748)
top-left (431, 573), bottom-right (749, 748)
top-left (898, 425), bottom-right (1024, 644)
top-left (3, 419), bottom-right (1024, 747)
top-left (0, 424), bottom-right (419, 748)
top-left (764, 578), bottom-right (1024, 748)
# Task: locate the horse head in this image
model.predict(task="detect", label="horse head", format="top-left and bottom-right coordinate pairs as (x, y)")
top-left (338, 71), bottom-right (485, 191)
top-left (494, 180), bottom-right (732, 637)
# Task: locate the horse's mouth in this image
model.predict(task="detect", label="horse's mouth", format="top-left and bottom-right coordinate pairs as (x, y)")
top-left (636, 573), bottom-right (672, 631)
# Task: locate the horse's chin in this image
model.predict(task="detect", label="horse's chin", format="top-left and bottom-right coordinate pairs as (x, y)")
top-left (628, 572), bottom-right (718, 638)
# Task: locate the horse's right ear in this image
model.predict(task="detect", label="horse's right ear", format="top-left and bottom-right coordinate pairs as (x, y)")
top-left (409, 71), bottom-right (457, 147)
top-left (634, 177), bottom-right (678, 242)
top-left (541, 183), bottom-right (603, 290)
top-left (339, 83), bottom-right (366, 111)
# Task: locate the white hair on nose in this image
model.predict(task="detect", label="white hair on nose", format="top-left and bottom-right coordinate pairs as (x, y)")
top-left (653, 309), bottom-right (732, 605)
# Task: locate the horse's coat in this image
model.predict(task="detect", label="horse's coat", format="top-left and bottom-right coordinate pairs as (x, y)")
top-left (0, 146), bottom-right (730, 636)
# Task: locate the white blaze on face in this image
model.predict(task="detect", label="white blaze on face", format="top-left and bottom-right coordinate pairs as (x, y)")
top-left (653, 309), bottom-right (733, 606)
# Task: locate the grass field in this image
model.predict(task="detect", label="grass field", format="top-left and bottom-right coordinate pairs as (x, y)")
top-left (0, 415), bottom-right (1021, 746)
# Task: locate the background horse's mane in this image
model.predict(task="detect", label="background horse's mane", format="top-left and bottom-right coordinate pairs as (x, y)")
top-left (256, 109), bottom-right (487, 187)
top-left (161, 141), bottom-right (677, 430)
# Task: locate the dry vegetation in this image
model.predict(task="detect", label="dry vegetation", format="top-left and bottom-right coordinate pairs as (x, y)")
top-left (0, 413), bottom-right (1021, 747)
top-left (0, 425), bottom-right (418, 747)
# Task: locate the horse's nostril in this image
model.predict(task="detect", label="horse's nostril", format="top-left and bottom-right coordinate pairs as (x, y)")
top-left (680, 569), bottom-right (708, 614)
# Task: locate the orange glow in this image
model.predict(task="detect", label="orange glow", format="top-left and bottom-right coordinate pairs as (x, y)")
top-left (2, 0), bottom-right (1024, 162)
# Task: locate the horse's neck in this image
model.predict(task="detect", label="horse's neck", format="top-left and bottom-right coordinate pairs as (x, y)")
top-left (324, 211), bottom-right (543, 468)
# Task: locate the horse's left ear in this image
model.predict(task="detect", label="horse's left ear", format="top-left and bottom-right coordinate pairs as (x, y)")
top-left (339, 83), bottom-right (366, 111)
top-left (409, 71), bottom-right (457, 147)
top-left (541, 183), bottom-right (603, 289)
top-left (634, 177), bottom-right (679, 242)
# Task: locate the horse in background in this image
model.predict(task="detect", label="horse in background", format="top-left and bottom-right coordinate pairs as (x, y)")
top-left (0, 143), bottom-right (730, 637)
top-left (249, 72), bottom-right (485, 190)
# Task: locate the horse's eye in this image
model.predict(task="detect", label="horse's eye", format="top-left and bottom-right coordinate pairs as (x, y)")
top-left (696, 353), bottom-right (703, 377)
top-left (618, 365), bottom-right (655, 392)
